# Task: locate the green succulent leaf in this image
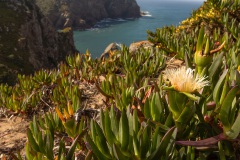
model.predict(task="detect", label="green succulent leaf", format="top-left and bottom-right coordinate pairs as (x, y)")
top-left (181, 92), bottom-right (200, 101)
top-left (104, 109), bottom-right (118, 146)
top-left (141, 125), bottom-right (151, 158)
top-left (86, 135), bottom-right (111, 160)
top-left (66, 128), bottom-right (87, 160)
top-left (213, 69), bottom-right (228, 104)
top-left (220, 86), bottom-right (239, 132)
top-left (37, 132), bottom-right (45, 153)
top-left (132, 109), bottom-right (139, 134)
top-left (219, 75), bottom-right (230, 105)
top-left (93, 121), bottom-right (111, 157)
top-left (27, 129), bottom-right (40, 152)
top-left (208, 52), bottom-right (224, 79)
top-left (119, 109), bottom-right (129, 151)
top-left (176, 105), bottom-right (196, 124)
top-left (225, 112), bottom-right (240, 139)
top-left (148, 127), bottom-right (177, 159)
top-left (113, 144), bottom-right (131, 160)
top-left (26, 143), bottom-right (34, 160)
top-left (168, 91), bottom-right (180, 119)
top-left (58, 139), bottom-right (66, 160)
top-left (196, 26), bottom-right (205, 52)
top-left (133, 132), bottom-right (140, 158)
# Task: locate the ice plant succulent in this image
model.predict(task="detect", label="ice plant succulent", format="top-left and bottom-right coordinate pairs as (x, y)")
top-left (163, 66), bottom-right (209, 132)
top-left (164, 66), bottom-right (209, 93)
top-left (194, 26), bottom-right (225, 75)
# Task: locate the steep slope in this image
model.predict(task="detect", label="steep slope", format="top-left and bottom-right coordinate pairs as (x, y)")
top-left (0, 0), bottom-right (75, 84)
top-left (35, 0), bottom-right (141, 29)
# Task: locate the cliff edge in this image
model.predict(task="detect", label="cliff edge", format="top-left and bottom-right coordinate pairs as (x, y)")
top-left (0, 0), bottom-right (75, 84)
top-left (35, 0), bottom-right (141, 29)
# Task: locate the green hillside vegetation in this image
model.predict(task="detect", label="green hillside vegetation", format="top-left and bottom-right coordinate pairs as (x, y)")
top-left (1, 0), bottom-right (240, 159)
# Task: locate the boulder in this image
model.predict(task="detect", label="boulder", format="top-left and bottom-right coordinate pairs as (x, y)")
top-left (100, 42), bottom-right (119, 59)
top-left (129, 40), bottom-right (154, 53)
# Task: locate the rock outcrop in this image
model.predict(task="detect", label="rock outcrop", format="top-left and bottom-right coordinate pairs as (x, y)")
top-left (0, 0), bottom-right (75, 85)
top-left (100, 42), bottom-right (119, 59)
top-left (129, 40), bottom-right (154, 53)
top-left (35, 0), bottom-right (141, 29)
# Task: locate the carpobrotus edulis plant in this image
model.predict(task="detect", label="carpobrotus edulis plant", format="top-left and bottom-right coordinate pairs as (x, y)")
top-left (163, 66), bottom-right (209, 131)
top-left (164, 66), bottom-right (209, 93)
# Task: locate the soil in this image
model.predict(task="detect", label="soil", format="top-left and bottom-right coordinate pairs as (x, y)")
top-left (0, 80), bottom-right (107, 159)
top-left (0, 58), bottom-right (183, 159)
top-left (0, 116), bottom-right (29, 157)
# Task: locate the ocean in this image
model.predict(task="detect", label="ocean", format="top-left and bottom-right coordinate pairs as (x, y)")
top-left (73, 0), bottom-right (204, 58)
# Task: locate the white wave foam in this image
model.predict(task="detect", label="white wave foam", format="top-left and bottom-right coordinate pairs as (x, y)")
top-left (141, 11), bottom-right (152, 17)
top-left (143, 14), bottom-right (152, 17)
top-left (116, 18), bottom-right (127, 22)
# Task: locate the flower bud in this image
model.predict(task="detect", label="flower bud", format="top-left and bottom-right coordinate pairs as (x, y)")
top-left (194, 27), bottom-right (225, 74)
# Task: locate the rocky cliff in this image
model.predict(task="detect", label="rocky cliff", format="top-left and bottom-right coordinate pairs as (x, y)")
top-left (35, 0), bottom-right (141, 29)
top-left (0, 0), bottom-right (75, 85)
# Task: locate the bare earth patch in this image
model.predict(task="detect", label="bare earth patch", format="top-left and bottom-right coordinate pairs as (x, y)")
top-left (0, 58), bottom-right (183, 158)
top-left (0, 80), bottom-right (106, 158)
top-left (0, 116), bottom-right (29, 157)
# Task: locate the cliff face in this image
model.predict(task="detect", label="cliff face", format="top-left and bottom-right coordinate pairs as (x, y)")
top-left (36, 0), bottom-right (141, 29)
top-left (0, 0), bottom-right (75, 84)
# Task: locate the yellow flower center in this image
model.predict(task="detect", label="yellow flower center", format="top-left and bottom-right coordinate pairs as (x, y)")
top-left (164, 66), bottom-right (209, 93)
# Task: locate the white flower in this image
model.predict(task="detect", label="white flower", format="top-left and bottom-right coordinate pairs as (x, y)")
top-left (164, 66), bottom-right (209, 93)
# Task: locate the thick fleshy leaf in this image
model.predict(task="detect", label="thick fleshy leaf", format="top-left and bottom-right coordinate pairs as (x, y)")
top-left (45, 131), bottom-right (54, 160)
top-left (181, 92), bottom-right (199, 101)
top-left (220, 86), bottom-right (239, 130)
top-left (168, 91), bottom-right (180, 119)
top-left (150, 93), bottom-right (162, 121)
top-left (141, 125), bottom-right (151, 158)
top-left (58, 140), bottom-right (66, 160)
top-left (86, 135), bottom-right (111, 160)
top-left (94, 121), bottom-right (108, 150)
top-left (37, 131), bottom-right (45, 153)
top-left (213, 69), bottom-right (228, 104)
top-left (208, 52), bottom-right (224, 79)
top-left (132, 109), bottom-right (139, 134)
top-left (176, 105), bottom-right (196, 124)
top-left (151, 127), bottom-right (160, 152)
top-left (219, 75), bottom-right (230, 105)
top-left (66, 128), bottom-right (87, 160)
top-left (90, 120), bottom-right (97, 142)
top-left (100, 109), bottom-right (105, 131)
top-left (196, 26), bottom-right (205, 52)
top-left (27, 129), bottom-right (40, 152)
top-left (119, 109), bottom-right (129, 150)
top-left (113, 144), bottom-right (131, 160)
top-left (144, 99), bottom-right (151, 119)
top-left (133, 133), bottom-right (140, 158)
top-left (148, 127), bottom-right (177, 159)
top-left (226, 113), bottom-right (240, 139)
top-left (236, 70), bottom-right (240, 86)
top-left (110, 106), bottom-right (119, 136)
top-left (104, 109), bottom-right (118, 146)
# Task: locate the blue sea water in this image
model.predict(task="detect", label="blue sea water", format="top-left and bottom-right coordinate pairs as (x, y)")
top-left (73, 0), bottom-right (204, 58)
